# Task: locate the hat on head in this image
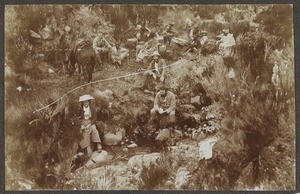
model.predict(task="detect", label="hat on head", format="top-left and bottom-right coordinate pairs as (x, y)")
top-left (78, 94), bottom-right (94, 102)
top-left (170, 22), bottom-right (175, 26)
top-left (152, 50), bottom-right (160, 57)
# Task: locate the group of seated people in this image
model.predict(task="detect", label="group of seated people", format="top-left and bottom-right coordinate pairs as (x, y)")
top-left (77, 82), bottom-right (176, 156)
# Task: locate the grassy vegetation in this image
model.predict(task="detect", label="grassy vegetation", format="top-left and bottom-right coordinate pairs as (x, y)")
top-left (5, 4), bottom-right (295, 190)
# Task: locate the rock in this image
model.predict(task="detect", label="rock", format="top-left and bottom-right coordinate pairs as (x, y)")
top-left (180, 104), bottom-right (196, 113)
top-left (30, 30), bottom-right (41, 39)
top-left (64, 25), bottom-right (71, 32)
top-left (48, 68), bottom-right (55, 74)
top-left (174, 167), bottom-right (191, 189)
top-left (103, 128), bottom-right (125, 146)
top-left (14, 179), bottom-right (35, 190)
top-left (85, 150), bottom-right (114, 167)
top-left (191, 96), bottom-right (202, 106)
top-left (194, 66), bottom-right (206, 77)
top-left (155, 129), bottom-right (182, 142)
top-left (40, 26), bottom-right (54, 40)
top-left (127, 153), bottom-right (160, 173)
top-left (198, 136), bottom-right (219, 159)
top-left (228, 67), bottom-right (235, 78)
top-left (92, 89), bottom-right (114, 109)
top-left (127, 142), bottom-right (137, 148)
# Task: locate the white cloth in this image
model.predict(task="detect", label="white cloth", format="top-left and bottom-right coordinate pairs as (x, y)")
top-left (154, 62), bottom-right (159, 74)
top-left (83, 106), bottom-right (91, 120)
top-left (200, 35), bottom-right (208, 45)
top-left (219, 33), bottom-right (236, 49)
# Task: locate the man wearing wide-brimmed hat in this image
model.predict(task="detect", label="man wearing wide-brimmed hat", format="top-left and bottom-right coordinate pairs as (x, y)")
top-left (77, 94), bottom-right (102, 156)
top-left (142, 50), bottom-right (167, 91)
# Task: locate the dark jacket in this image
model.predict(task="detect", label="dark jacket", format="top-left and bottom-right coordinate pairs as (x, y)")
top-left (77, 105), bottom-right (97, 124)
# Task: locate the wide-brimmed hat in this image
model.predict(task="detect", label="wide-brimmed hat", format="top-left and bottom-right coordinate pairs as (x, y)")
top-left (78, 94), bottom-right (94, 102)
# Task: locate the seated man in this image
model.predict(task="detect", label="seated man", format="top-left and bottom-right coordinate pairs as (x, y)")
top-left (77, 94), bottom-right (102, 156)
top-left (93, 34), bottom-right (112, 67)
top-left (162, 22), bottom-right (176, 44)
top-left (111, 42), bottom-right (129, 68)
top-left (142, 51), bottom-right (166, 90)
top-left (150, 84), bottom-right (176, 131)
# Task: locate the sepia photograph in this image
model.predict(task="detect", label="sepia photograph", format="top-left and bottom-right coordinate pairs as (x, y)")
top-left (4, 3), bottom-right (295, 190)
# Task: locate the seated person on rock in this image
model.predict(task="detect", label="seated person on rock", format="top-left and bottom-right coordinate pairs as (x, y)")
top-left (142, 51), bottom-right (166, 91)
top-left (162, 22), bottom-right (176, 44)
top-left (111, 42), bottom-right (129, 68)
top-left (77, 94), bottom-right (102, 156)
top-left (150, 84), bottom-right (176, 131)
top-left (93, 33), bottom-right (112, 67)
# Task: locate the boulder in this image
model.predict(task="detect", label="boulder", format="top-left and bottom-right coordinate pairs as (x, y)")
top-left (103, 128), bottom-right (125, 146)
top-left (155, 128), bottom-right (183, 142)
top-left (127, 153), bottom-right (160, 173)
top-left (198, 136), bottom-right (219, 159)
top-left (40, 26), bottom-right (54, 40)
top-left (30, 30), bottom-right (41, 39)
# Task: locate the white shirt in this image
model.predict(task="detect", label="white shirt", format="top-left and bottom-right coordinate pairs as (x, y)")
top-left (83, 106), bottom-right (91, 120)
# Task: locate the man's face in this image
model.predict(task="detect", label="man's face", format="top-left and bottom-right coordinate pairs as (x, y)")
top-left (153, 55), bottom-right (159, 61)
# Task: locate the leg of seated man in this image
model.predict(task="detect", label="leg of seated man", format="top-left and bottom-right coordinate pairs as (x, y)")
top-left (150, 108), bottom-right (160, 130)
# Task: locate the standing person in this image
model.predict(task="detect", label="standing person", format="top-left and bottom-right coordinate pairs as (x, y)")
top-left (93, 34), bottom-right (112, 68)
top-left (77, 94), bottom-right (102, 156)
top-left (142, 51), bottom-right (166, 91)
top-left (150, 84), bottom-right (176, 131)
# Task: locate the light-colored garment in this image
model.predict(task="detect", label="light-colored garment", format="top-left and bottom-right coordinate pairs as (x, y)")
top-left (93, 36), bottom-right (111, 54)
top-left (79, 123), bottom-right (101, 149)
top-left (219, 33), bottom-right (236, 49)
top-left (111, 46), bottom-right (129, 65)
top-left (83, 106), bottom-right (91, 120)
top-left (185, 18), bottom-right (192, 29)
top-left (147, 59), bottom-right (166, 78)
top-left (200, 35), bottom-right (208, 45)
top-left (153, 91), bottom-right (176, 111)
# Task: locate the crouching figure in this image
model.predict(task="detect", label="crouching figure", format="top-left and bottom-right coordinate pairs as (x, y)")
top-left (77, 94), bottom-right (102, 156)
